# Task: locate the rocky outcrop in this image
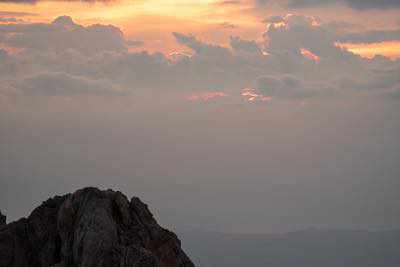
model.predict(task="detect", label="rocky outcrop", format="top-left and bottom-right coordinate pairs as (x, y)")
top-left (0, 211), bottom-right (5, 226)
top-left (0, 187), bottom-right (194, 267)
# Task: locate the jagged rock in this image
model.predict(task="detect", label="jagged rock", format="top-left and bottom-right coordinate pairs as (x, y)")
top-left (0, 211), bottom-right (5, 226)
top-left (0, 187), bottom-right (195, 267)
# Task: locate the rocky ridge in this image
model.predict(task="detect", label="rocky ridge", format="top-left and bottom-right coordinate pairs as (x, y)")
top-left (0, 187), bottom-right (194, 267)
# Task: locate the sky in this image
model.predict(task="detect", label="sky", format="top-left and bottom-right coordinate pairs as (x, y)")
top-left (0, 0), bottom-right (399, 234)
top-left (1, 0), bottom-right (400, 57)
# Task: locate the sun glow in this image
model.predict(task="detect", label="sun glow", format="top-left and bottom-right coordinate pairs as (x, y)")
top-left (269, 21), bottom-right (287, 29)
top-left (241, 88), bottom-right (272, 103)
top-left (300, 48), bottom-right (321, 62)
top-left (0, 0), bottom-right (260, 53)
top-left (0, 0), bottom-right (255, 29)
top-left (1, 1), bottom-right (399, 59)
top-left (337, 41), bottom-right (400, 59)
top-left (186, 91), bottom-right (228, 102)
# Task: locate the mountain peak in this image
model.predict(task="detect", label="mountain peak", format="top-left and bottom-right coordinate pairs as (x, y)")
top-left (0, 187), bottom-right (194, 267)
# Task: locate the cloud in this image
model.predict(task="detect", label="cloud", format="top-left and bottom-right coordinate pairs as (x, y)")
top-left (0, 16), bottom-right (127, 54)
top-left (18, 72), bottom-right (126, 96)
top-left (386, 88), bottom-right (400, 98)
top-left (219, 22), bottom-right (237, 29)
top-left (263, 13), bottom-right (400, 44)
top-left (230, 36), bottom-right (262, 54)
top-left (0, 17), bottom-right (19, 23)
top-left (126, 39), bottom-right (144, 47)
top-left (256, 75), bottom-right (303, 97)
top-left (172, 32), bottom-right (232, 58)
top-left (260, 14), bottom-right (400, 95)
top-left (0, 49), bottom-right (8, 58)
top-left (216, 0), bottom-right (242, 5)
top-left (339, 29), bottom-right (400, 43)
top-left (262, 14), bottom-right (356, 62)
top-left (0, 14), bottom-right (399, 103)
top-left (344, 0), bottom-right (400, 10)
top-left (0, 11), bottom-right (38, 17)
top-left (256, 0), bottom-right (400, 10)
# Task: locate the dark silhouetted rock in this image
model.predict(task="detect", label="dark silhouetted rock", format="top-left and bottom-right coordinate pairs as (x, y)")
top-left (0, 187), bottom-right (195, 267)
top-left (0, 211), bottom-right (5, 226)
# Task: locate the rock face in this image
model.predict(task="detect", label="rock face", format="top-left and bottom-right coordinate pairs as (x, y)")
top-left (0, 211), bottom-right (5, 226)
top-left (0, 187), bottom-right (195, 267)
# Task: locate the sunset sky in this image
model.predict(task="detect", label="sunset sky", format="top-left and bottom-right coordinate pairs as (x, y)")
top-left (1, 1), bottom-right (400, 234)
top-left (1, 0), bottom-right (400, 57)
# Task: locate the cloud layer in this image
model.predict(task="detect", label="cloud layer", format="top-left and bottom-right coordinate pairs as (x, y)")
top-left (0, 15), bottom-right (399, 103)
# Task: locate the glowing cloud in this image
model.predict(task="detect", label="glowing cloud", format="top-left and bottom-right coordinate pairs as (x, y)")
top-left (186, 91), bottom-right (228, 102)
top-left (336, 41), bottom-right (400, 59)
top-left (300, 48), bottom-right (321, 62)
top-left (241, 88), bottom-right (272, 103)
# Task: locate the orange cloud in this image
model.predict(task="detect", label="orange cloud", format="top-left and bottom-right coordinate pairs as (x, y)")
top-left (300, 48), bottom-right (321, 62)
top-left (337, 41), bottom-right (400, 59)
top-left (241, 88), bottom-right (272, 103)
top-left (186, 91), bottom-right (228, 102)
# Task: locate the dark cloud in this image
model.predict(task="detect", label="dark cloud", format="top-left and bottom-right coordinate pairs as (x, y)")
top-left (263, 14), bottom-right (349, 60)
top-left (339, 28), bottom-right (400, 43)
top-left (0, 17), bottom-right (19, 23)
top-left (345, 0), bottom-right (400, 10)
top-left (229, 36), bottom-right (262, 54)
top-left (172, 32), bottom-right (232, 59)
top-left (264, 14), bottom-right (400, 44)
top-left (19, 72), bottom-right (126, 96)
top-left (0, 16), bottom-right (127, 54)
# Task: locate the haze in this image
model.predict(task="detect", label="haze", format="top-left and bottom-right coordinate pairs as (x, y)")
top-left (1, 0), bottom-right (399, 236)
